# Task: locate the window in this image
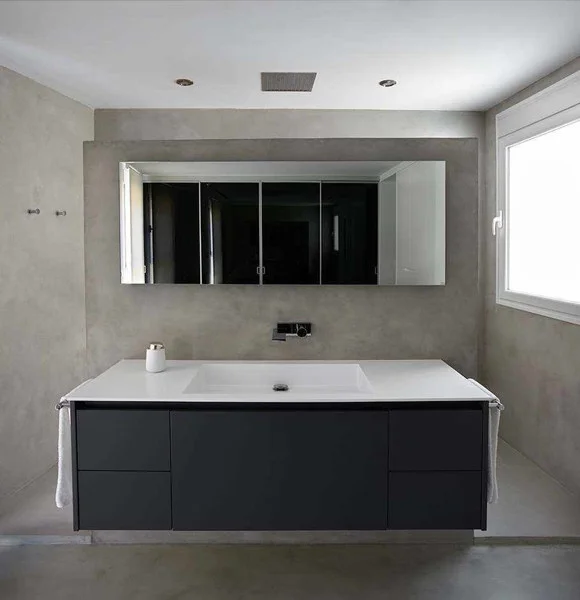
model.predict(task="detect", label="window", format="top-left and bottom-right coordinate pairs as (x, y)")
top-left (496, 72), bottom-right (580, 324)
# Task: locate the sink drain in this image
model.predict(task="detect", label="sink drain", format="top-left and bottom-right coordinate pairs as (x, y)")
top-left (272, 383), bottom-right (289, 392)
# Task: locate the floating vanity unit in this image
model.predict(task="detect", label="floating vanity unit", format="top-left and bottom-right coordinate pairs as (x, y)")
top-left (65, 360), bottom-right (496, 532)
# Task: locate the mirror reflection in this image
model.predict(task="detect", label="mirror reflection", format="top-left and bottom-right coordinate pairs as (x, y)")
top-left (120, 161), bottom-right (445, 286)
top-left (263, 182), bottom-right (320, 285)
top-left (201, 183), bottom-right (259, 284)
top-left (322, 183), bottom-right (378, 285)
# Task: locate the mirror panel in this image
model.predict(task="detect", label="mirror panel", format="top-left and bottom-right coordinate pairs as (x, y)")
top-left (200, 183), bottom-right (259, 284)
top-left (321, 183), bottom-right (378, 285)
top-left (262, 182), bottom-right (320, 285)
top-left (144, 183), bottom-right (200, 284)
top-left (120, 161), bottom-right (445, 286)
top-left (381, 161), bottom-right (446, 285)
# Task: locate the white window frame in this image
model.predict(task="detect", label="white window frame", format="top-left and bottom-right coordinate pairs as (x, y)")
top-left (495, 70), bottom-right (580, 325)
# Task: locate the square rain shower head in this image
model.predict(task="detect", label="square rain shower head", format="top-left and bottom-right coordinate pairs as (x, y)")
top-left (261, 72), bottom-right (317, 92)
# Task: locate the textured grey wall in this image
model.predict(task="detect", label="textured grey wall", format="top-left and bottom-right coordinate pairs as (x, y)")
top-left (84, 138), bottom-right (480, 380)
top-left (483, 57), bottom-right (580, 495)
top-left (0, 67), bottom-right (93, 501)
top-left (94, 107), bottom-right (486, 377)
top-left (94, 109), bottom-right (483, 142)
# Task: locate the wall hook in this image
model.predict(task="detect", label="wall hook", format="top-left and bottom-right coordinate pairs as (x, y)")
top-left (27, 208), bottom-right (40, 215)
top-left (55, 210), bottom-right (67, 216)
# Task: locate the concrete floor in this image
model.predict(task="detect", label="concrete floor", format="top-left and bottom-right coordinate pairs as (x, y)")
top-left (475, 441), bottom-right (580, 541)
top-left (1, 440), bottom-right (579, 545)
top-left (0, 468), bottom-right (89, 546)
top-left (1, 543), bottom-right (580, 600)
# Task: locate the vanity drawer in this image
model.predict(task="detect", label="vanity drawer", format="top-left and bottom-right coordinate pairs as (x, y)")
top-left (76, 409), bottom-right (170, 471)
top-left (78, 471), bottom-right (171, 530)
top-left (171, 409), bottom-right (388, 531)
top-left (388, 409), bottom-right (483, 471)
top-left (388, 471), bottom-right (482, 529)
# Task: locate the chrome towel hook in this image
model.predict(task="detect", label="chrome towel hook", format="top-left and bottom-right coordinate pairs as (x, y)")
top-left (27, 208), bottom-right (40, 215)
top-left (55, 210), bottom-right (67, 216)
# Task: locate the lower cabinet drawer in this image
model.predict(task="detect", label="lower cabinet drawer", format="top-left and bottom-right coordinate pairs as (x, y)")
top-left (78, 471), bottom-right (171, 530)
top-left (388, 472), bottom-right (483, 530)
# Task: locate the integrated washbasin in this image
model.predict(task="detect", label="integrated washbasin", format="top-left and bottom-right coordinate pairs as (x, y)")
top-left (183, 362), bottom-right (374, 399)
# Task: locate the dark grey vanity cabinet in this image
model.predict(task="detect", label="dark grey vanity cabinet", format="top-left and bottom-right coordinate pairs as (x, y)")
top-left (387, 408), bottom-right (487, 530)
top-left (388, 471), bottom-right (482, 530)
top-left (171, 410), bottom-right (389, 530)
top-left (76, 408), bottom-right (170, 471)
top-left (78, 471), bottom-right (171, 530)
top-left (71, 402), bottom-right (487, 532)
top-left (74, 408), bottom-right (172, 530)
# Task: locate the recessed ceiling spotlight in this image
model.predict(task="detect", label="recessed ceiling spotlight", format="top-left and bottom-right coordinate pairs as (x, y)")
top-left (379, 79), bottom-right (397, 88)
top-left (175, 78), bottom-right (194, 87)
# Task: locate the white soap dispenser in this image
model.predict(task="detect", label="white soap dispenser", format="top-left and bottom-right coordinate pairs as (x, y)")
top-left (146, 342), bottom-right (166, 373)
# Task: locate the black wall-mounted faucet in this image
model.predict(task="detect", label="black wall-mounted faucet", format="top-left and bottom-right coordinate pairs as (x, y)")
top-left (272, 322), bottom-right (312, 342)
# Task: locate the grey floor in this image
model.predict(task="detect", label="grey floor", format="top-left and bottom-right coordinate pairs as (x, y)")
top-left (2, 543), bottom-right (580, 600)
top-left (475, 441), bottom-right (580, 541)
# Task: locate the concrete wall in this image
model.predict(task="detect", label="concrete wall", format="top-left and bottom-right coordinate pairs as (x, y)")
top-left (95, 107), bottom-right (486, 371)
top-left (483, 57), bottom-right (580, 495)
top-left (84, 138), bottom-right (480, 380)
top-left (94, 109), bottom-right (483, 142)
top-left (0, 67), bottom-right (93, 501)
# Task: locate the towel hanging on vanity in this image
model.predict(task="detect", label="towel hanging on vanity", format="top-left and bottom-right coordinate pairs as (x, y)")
top-left (467, 379), bottom-right (503, 504)
top-left (55, 404), bottom-right (72, 508)
top-left (55, 379), bottom-right (93, 509)
top-left (487, 403), bottom-right (501, 504)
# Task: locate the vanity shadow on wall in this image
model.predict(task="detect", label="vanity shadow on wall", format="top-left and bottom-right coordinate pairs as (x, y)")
top-left (121, 161), bottom-right (445, 286)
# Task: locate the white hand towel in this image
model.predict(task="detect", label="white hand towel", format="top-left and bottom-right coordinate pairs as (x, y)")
top-left (55, 404), bottom-right (72, 508)
top-left (487, 405), bottom-right (501, 504)
top-left (467, 379), bottom-right (502, 504)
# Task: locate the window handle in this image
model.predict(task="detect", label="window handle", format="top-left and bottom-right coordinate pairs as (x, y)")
top-left (492, 211), bottom-right (503, 236)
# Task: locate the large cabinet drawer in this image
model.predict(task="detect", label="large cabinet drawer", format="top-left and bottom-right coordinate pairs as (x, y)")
top-left (388, 409), bottom-right (483, 471)
top-left (171, 410), bottom-right (389, 531)
top-left (77, 471), bottom-right (171, 530)
top-left (388, 471), bottom-right (483, 530)
top-left (76, 409), bottom-right (170, 471)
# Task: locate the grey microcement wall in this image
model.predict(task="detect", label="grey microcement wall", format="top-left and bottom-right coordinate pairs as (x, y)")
top-left (94, 109), bottom-right (483, 142)
top-left (483, 57), bottom-right (580, 495)
top-left (84, 138), bottom-right (480, 380)
top-left (5, 56), bottom-right (579, 502)
top-left (0, 67), bottom-right (93, 501)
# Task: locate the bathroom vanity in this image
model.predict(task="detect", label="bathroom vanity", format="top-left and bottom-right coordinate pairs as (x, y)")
top-left (65, 360), bottom-right (495, 532)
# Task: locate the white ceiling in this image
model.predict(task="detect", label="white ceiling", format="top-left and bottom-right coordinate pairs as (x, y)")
top-left (0, 0), bottom-right (579, 111)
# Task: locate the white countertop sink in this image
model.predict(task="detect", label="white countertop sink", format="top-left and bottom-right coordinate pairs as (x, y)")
top-left (64, 359), bottom-right (495, 404)
top-left (183, 362), bottom-right (374, 399)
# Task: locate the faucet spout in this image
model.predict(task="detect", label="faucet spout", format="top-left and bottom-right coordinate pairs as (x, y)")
top-left (272, 328), bottom-right (287, 342)
top-left (272, 322), bottom-right (312, 341)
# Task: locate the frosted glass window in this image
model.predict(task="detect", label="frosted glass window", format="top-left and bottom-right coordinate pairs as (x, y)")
top-left (507, 119), bottom-right (580, 304)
